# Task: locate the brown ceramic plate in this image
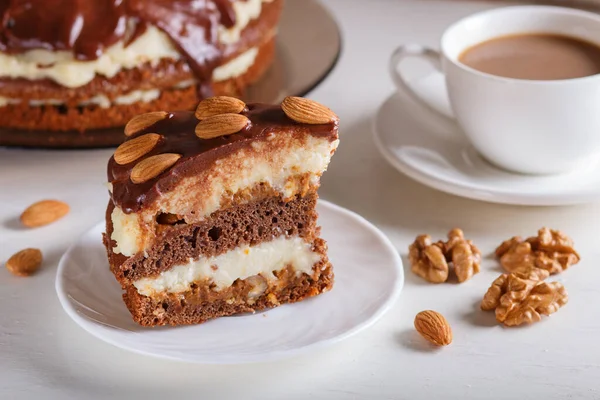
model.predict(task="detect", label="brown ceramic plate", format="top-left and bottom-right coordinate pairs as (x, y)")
top-left (0, 0), bottom-right (341, 149)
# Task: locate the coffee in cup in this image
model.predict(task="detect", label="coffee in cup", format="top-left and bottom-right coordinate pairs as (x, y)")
top-left (459, 33), bottom-right (600, 81)
top-left (389, 6), bottom-right (600, 175)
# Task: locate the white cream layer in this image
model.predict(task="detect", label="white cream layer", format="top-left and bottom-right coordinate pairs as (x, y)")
top-left (0, 0), bottom-right (270, 87)
top-left (219, 0), bottom-right (275, 45)
top-left (110, 135), bottom-right (338, 257)
top-left (0, 47), bottom-right (258, 108)
top-left (162, 136), bottom-right (339, 219)
top-left (0, 26), bottom-right (179, 88)
top-left (0, 88), bottom-right (161, 108)
top-left (111, 207), bottom-right (142, 257)
top-left (133, 235), bottom-right (319, 296)
top-left (213, 47), bottom-right (258, 82)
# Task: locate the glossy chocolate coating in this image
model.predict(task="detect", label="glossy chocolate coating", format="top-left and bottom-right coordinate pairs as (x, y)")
top-left (0, 0), bottom-right (239, 81)
top-left (108, 104), bottom-right (339, 213)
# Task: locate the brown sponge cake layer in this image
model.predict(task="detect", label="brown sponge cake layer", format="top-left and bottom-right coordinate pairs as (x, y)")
top-left (124, 246), bottom-right (333, 327)
top-left (105, 191), bottom-right (321, 286)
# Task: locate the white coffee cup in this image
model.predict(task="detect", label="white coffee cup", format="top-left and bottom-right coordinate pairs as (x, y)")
top-left (389, 6), bottom-right (600, 175)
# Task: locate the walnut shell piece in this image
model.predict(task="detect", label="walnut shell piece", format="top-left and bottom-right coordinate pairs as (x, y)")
top-left (409, 235), bottom-right (449, 283)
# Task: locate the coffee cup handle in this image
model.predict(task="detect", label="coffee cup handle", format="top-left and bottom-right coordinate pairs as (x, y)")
top-left (389, 44), bottom-right (460, 132)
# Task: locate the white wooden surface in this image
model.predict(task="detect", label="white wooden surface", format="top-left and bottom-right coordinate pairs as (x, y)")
top-left (2, 1), bottom-right (600, 398)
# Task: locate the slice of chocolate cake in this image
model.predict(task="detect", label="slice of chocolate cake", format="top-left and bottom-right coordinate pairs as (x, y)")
top-left (103, 96), bottom-right (339, 326)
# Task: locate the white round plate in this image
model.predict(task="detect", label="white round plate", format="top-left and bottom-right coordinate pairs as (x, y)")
top-left (373, 76), bottom-right (600, 206)
top-left (55, 200), bottom-right (403, 364)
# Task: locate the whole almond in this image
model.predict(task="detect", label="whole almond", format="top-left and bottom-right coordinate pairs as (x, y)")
top-left (114, 133), bottom-right (162, 165)
top-left (281, 96), bottom-right (338, 124)
top-left (195, 96), bottom-right (246, 120)
top-left (414, 310), bottom-right (453, 346)
top-left (195, 113), bottom-right (250, 139)
top-left (130, 153), bottom-right (182, 184)
top-left (20, 200), bottom-right (69, 228)
top-left (124, 111), bottom-right (168, 136)
top-left (6, 248), bottom-right (42, 277)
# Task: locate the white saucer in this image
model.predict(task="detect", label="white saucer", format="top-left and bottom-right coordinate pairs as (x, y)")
top-left (373, 75), bottom-right (600, 206)
top-left (55, 200), bottom-right (403, 364)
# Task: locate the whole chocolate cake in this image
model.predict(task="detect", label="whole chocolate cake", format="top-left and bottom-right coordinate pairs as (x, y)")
top-left (0, 0), bottom-right (282, 146)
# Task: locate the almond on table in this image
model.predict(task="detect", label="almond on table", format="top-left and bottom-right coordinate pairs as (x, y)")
top-left (20, 200), bottom-right (69, 228)
top-left (414, 310), bottom-right (453, 346)
top-left (5, 248), bottom-right (43, 277)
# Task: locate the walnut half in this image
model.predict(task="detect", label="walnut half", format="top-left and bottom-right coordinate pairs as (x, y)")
top-left (445, 229), bottom-right (481, 283)
top-left (481, 268), bottom-right (549, 311)
top-left (500, 282), bottom-right (568, 327)
top-left (409, 235), bottom-right (449, 284)
top-left (480, 269), bottom-right (567, 326)
top-left (495, 228), bottom-right (580, 275)
top-left (408, 229), bottom-right (480, 283)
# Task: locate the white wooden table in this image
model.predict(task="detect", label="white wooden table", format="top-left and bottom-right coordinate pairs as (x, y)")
top-left (2, 1), bottom-right (600, 398)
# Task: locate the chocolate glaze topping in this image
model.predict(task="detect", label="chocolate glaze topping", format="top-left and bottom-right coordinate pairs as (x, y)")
top-left (0, 0), bottom-right (242, 82)
top-left (108, 104), bottom-right (339, 213)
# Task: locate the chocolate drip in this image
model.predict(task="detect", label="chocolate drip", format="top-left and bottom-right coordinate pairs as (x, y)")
top-left (0, 0), bottom-right (241, 85)
top-left (0, 0), bottom-right (128, 59)
top-left (127, 0), bottom-right (221, 82)
top-left (214, 0), bottom-right (238, 27)
top-left (108, 104), bottom-right (339, 213)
